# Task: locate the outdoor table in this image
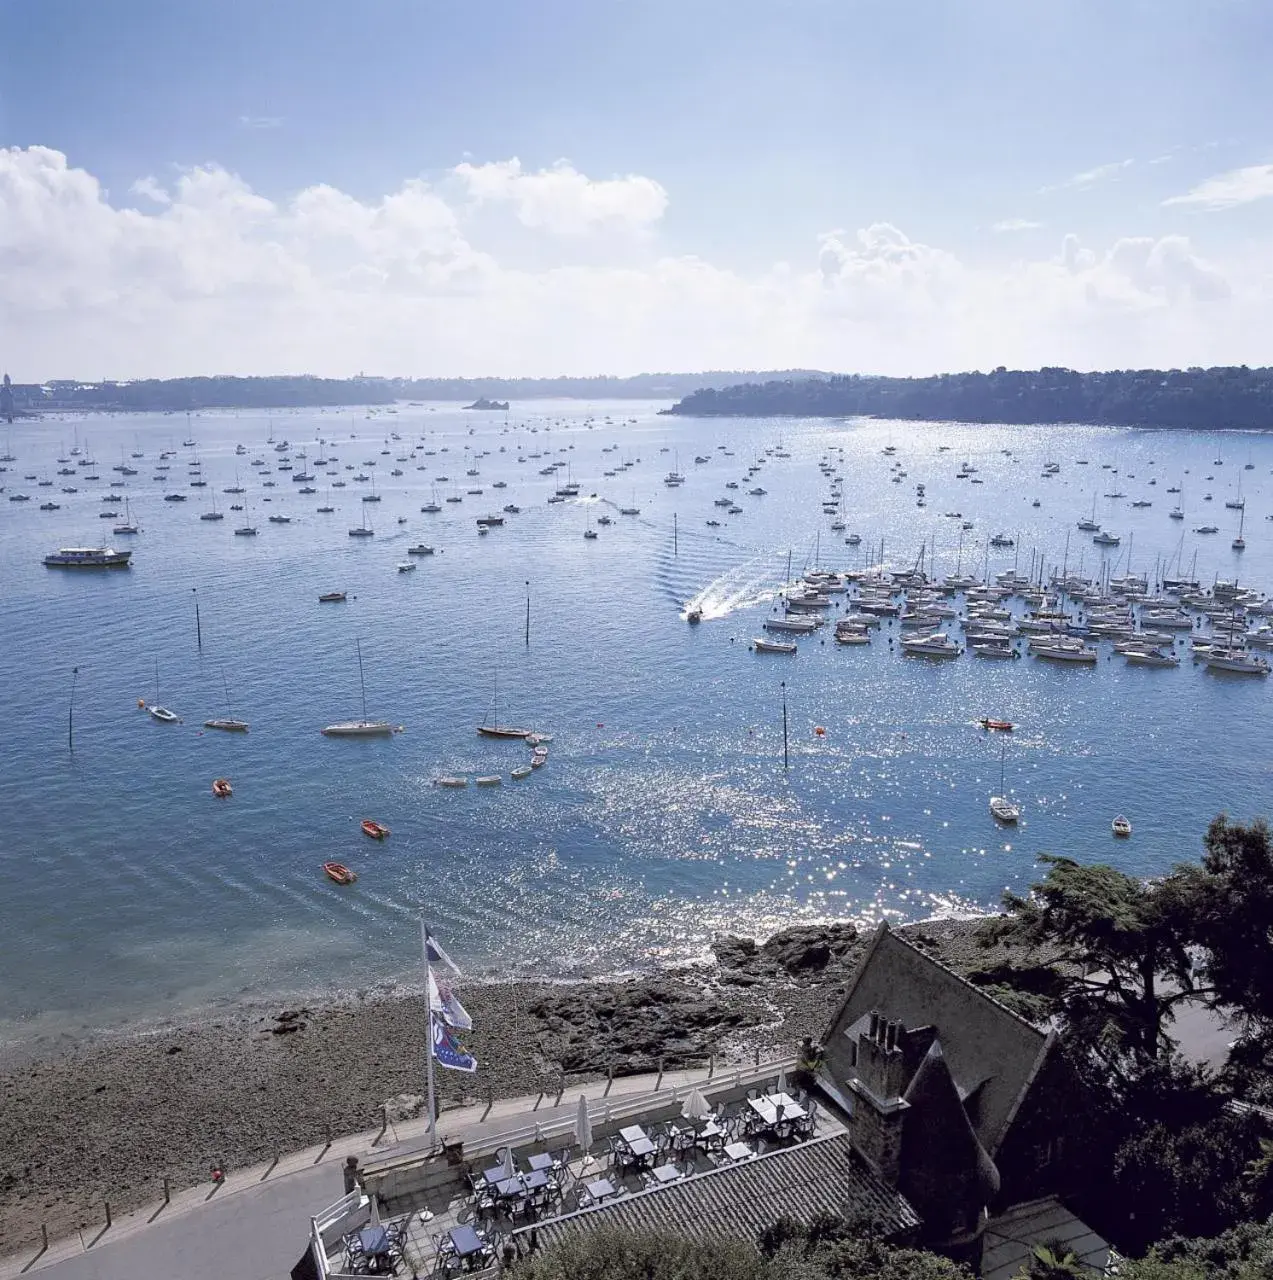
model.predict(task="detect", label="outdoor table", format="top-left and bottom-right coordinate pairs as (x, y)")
top-left (482, 1164), bottom-right (508, 1186)
top-left (586, 1177), bottom-right (617, 1203)
top-left (748, 1094), bottom-right (807, 1127)
top-left (524, 1169), bottom-right (551, 1192)
top-left (724, 1141), bottom-right (753, 1163)
top-left (696, 1121), bottom-right (726, 1151)
top-left (449, 1224), bottom-right (487, 1265)
top-left (494, 1176), bottom-right (525, 1200)
top-left (650, 1164), bottom-right (681, 1185)
top-left (625, 1136), bottom-right (657, 1163)
top-left (527, 1152), bottom-right (554, 1172)
top-left (357, 1226), bottom-right (393, 1273)
top-left (619, 1124), bottom-right (648, 1145)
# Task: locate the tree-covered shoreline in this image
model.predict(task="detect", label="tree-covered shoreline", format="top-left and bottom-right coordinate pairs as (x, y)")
top-left (667, 366), bottom-right (1273, 430)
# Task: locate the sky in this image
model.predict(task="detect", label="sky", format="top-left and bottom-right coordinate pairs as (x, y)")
top-left (2, 0), bottom-right (1272, 380)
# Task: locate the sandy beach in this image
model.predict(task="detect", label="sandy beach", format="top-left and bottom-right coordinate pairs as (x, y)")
top-left (0, 917), bottom-right (1011, 1256)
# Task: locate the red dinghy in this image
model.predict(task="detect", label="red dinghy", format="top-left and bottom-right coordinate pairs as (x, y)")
top-left (211, 778), bottom-right (233, 798)
top-left (324, 862), bottom-right (357, 885)
top-left (361, 819), bottom-right (390, 840)
top-left (979, 718), bottom-right (1014, 732)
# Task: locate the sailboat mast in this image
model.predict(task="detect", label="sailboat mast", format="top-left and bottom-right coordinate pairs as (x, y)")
top-left (357, 639), bottom-right (368, 723)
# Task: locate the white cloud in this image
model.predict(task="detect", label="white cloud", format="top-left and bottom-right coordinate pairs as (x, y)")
top-left (992, 218), bottom-right (1043, 233)
top-left (452, 158), bottom-right (668, 235)
top-left (0, 146), bottom-right (1266, 379)
top-left (1040, 159), bottom-right (1134, 194)
top-left (1163, 163), bottom-right (1273, 211)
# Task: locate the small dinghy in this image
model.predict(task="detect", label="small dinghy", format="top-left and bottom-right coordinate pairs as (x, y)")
top-left (979, 718), bottom-right (1014, 732)
top-left (319, 591), bottom-right (347, 603)
top-left (436, 776), bottom-right (468, 788)
top-left (212, 778), bottom-right (232, 798)
top-left (511, 765), bottom-right (533, 780)
top-left (361, 819), bottom-right (390, 839)
top-left (1112, 815), bottom-right (1133, 838)
top-left (475, 775), bottom-right (502, 786)
top-left (324, 862), bottom-right (357, 885)
top-left (751, 638), bottom-right (797, 654)
top-left (148, 705), bottom-right (180, 723)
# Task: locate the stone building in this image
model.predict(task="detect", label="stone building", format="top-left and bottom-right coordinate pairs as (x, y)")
top-left (818, 921), bottom-right (1108, 1277)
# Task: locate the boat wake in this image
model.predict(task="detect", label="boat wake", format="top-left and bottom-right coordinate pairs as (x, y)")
top-left (679, 554), bottom-right (784, 621)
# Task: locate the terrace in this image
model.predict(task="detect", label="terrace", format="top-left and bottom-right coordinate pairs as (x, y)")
top-left (308, 1057), bottom-right (904, 1278)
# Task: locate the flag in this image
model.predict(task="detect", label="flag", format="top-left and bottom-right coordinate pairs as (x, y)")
top-left (424, 927), bottom-right (460, 975)
top-left (428, 970), bottom-right (473, 1031)
top-left (431, 1014), bottom-right (478, 1073)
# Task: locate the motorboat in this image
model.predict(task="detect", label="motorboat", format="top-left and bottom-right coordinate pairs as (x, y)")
top-left (751, 638), bottom-right (797, 654)
top-left (1092, 531), bottom-right (1120, 546)
top-left (204, 718), bottom-right (249, 732)
top-left (765, 617), bottom-right (818, 633)
top-left (475, 775), bottom-right (502, 786)
top-left (1111, 816), bottom-right (1132, 838)
top-left (43, 546), bottom-right (132, 568)
top-left (407, 544), bottom-right (434, 556)
top-left (1031, 641), bottom-right (1098, 663)
top-left (397, 562), bottom-right (417, 572)
top-left (435, 776), bottom-right (468, 787)
top-left (834, 629), bottom-right (870, 645)
top-left (900, 633), bottom-right (961, 658)
top-left (1124, 649), bottom-right (1180, 667)
top-left (686, 607), bottom-right (703, 624)
top-left (319, 591), bottom-right (347, 603)
top-left (361, 819), bottom-right (390, 839)
top-left (979, 719), bottom-right (1014, 731)
top-left (212, 778), bottom-right (233, 798)
top-left (510, 765), bottom-right (533, 780)
top-left (324, 862), bottom-right (357, 885)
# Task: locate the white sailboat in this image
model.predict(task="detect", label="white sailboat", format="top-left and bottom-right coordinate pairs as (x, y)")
top-left (989, 740), bottom-right (1020, 823)
top-left (322, 640), bottom-right (395, 736)
top-left (205, 670), bottom-right (249, 732)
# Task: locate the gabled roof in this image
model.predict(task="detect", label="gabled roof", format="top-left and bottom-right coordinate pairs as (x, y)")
top-left (522, 1133), bottom-right (919, 1251)
top-left (824, 922), bottom-right (1051, 1154)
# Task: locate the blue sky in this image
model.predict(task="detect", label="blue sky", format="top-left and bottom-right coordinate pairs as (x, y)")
top-left (2, 0), bottom-right (1272, 376)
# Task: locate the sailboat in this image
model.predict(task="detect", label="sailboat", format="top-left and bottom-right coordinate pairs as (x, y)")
top-left (205, 670), bottom-right (249, 732)
top-left (322, 639), bottom-right (395, 736)
top-left (147, 663), bottom-right (180, 723)
top-left (1076, 494), bottom-right (1100, 532)
top-left (234, 501), bottom-right (258, 536)
top-left (989, 740), bottom-right (1020, 823)
top-left (113, 498), bottom-right (140, 535)
top-left (1233, 506), bottom-right (1246, 552)
top-left (349, 507), bottom-right (374, 537)
top-left (476, 671), bottom-right (532, 738)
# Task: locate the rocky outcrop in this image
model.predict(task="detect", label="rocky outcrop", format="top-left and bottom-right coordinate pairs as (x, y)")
top-left (713, 922), bottom-right (862, 980)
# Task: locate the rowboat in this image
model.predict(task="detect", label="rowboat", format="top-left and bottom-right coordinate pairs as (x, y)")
top-left (324, 862), bottom-right (357, 885)
top-left (319, 592), bottom-right (347, 603)
top-left (475, 775), bottom-right (502, 786)
top-left (361, 819), bottom-right (390, 839)
top-left (511, 765), bottom-right (533, 780)
top-left (979, 718), bottom-right (1014, 732)
top-left (1112, 816), bottom-right (1132, 838)
top-left (212, 778), bottom-right (232, 798)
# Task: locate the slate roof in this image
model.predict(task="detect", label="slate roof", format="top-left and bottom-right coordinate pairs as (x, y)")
top-left (823, 922), bottom-right (1053, 1155)
top-left (982, 1196), bottom-right (1110, 1280)
top-left (521, 1134), bottom-right (919, 1252)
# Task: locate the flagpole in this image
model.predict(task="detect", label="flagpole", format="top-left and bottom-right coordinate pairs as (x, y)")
top-left (421, 913), bottom-right (438, 1153)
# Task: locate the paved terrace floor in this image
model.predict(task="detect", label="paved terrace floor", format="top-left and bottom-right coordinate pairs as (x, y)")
top-left (1, 1059), bottom-right (791, 1280)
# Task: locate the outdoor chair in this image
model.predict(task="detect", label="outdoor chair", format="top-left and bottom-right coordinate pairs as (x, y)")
top-left (746, 1086), bottom-right (763, 1101)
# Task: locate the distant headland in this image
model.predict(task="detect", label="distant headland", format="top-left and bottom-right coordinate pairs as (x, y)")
top-left (2, 370), bottom-right (827, 416)
top-left (666, 366), bottom-right (1273, 431)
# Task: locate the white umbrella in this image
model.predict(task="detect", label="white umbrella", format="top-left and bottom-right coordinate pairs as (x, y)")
top-left (499, 1146), bottom-right (515, 1180)
top-left (681, 1088), bottom-right (711, 1121)
top-left (575, 1095), bottom-right (594, 1166)
top-left (776, 1069), bottom-right (788, 1096)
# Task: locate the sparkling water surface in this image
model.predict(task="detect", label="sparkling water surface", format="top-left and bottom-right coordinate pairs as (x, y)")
top-left (1, 402), bottom-right (1270, 1042)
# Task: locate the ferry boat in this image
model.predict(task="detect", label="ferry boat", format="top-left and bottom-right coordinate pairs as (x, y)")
top-left (43, 546), bottom-right (132, 568)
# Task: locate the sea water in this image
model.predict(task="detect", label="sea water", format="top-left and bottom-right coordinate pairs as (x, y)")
top-left (1, 402), bottom-right (1269, 1042)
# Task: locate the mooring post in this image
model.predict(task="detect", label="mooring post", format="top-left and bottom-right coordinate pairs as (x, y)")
top-left (104, 1201), bottom-right (111, 1229)
top-left (162, 1176), bottom-right (170, 1204)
